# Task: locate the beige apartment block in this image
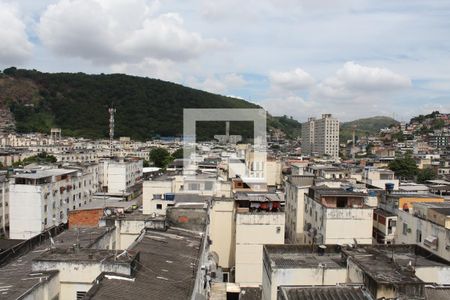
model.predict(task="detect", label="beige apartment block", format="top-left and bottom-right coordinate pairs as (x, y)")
top-left (284, 175), bottom-right (314, 243)
top-left (208, 193), bottom-right (285, 287)
top-left (303, 187), bottom-right (373, 245)
top-left (396, 202), bottom-right (450, 262)
top-left (209, 198), bottom-right (236, 269)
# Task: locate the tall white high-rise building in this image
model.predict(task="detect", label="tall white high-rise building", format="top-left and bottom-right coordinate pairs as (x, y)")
top-left (302, 114), bottom-right (339, 158)
top-left (301, 117), bottom-right (315, 155)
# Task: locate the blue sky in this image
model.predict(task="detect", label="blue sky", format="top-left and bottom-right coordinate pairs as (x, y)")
top-left (1, 0), bottom-right (450, 122)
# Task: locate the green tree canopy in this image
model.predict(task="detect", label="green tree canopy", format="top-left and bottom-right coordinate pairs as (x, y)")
top-left (417, 167), bottom-right (436, 183)
top-left (13, 152), bottom-right (57, 167)
top-left (149, 148), bottom-right (172, 168)
top-left (388, 153), bottom-right (418, 180)
top-left (171, 148), bottom-right (184, 160)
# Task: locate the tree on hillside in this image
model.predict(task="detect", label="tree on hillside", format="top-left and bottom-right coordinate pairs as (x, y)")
top-left (388, 152), bottom-right (418, 180)
top-left (431, 119), bottom-right (445, 130)
top-left (13, 152), bottom-right (57, 167)
top-left (417, 167), bottom-right (437, 183)
top-left (392, 131), bottom-right (405, 142)
top-left (150, 148), bottom-right (172, 168)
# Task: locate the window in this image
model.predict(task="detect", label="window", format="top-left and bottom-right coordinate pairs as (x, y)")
top-left (188, 183), bottom-right (200, 191)
top-left (336, 197), bottom-right (347, 208)
top-left (44, 205), bottom-right (47, 212)
top-left (416, 230), bottom-right (422, 243)
top-left (76, 291), bottom-right (87, 300)
top-left (205, 181), bottom-right (213, 191)
top-left (156, 204), bottom-right (162, 210)
top-left (402, 223), bottom-right (408, 235)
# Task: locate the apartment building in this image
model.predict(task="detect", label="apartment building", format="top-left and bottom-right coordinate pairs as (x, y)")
top-left (379, 192), bottom-right (444, 214)
top-left (234, 192), bottom-right (285, 287)
top-left (142, 173), bottom-right (231, 215)
top-left (372, 208), bottom-right (397, 244)
top-left (262, 245), bottom-right (348, 300)
top-left (396, 202), bottom-right (450, 261)
top-left (302, 114), bottom-right (339, 158)
top-left (362, 167), bottom-right (399, 190)
top-left (262, 244), bottom-right (450, 300)
top-left (0, 173), bottom-right (9, 235)
top-left (9, 167), bottom-right (99, 239)
top-left (284, 175), bottom-right (315, 243)
top-left (99, 158), bottom-right (143, 195)
top-left (303, 187), bottom-right (373, 245)
top-left (301, 117), bottom-right (315, 155)
top-left (314, 114), bottom-right (339, 158)
top-left (55, 150), bottom-right (98, 163)
top-left (208, 193), bottom-right (285, 287)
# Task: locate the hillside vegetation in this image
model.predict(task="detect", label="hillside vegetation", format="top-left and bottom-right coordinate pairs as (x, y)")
top-left (1, 68), bottom-right (268, 140)
top-left (340, 116), bottom-right (398, 142)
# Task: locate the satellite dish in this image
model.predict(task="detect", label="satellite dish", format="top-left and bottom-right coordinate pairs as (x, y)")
top-left (104, 209), bottom-right (112, 216)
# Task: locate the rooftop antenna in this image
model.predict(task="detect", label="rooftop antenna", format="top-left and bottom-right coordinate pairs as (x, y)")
top-left (109, 107), bottom-right (116, 157)
top-left (352, 125), bottom-right (357, 160)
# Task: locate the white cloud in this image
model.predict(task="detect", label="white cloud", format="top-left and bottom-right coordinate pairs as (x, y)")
top-left (188, 73), bottom-right (246, 94)
top-left (314, 61), bottom-right (411, 100)
top-left (110, 58), bottom-right (182, 82)
top-left (261, 62), bottom-right (413, 121)
top-left (0, 3), bottom-right (32, 66)
top-left (262, 96), bottom-right (316, 119)
top-left (269, 68), bottom-right (315, 91)
top-left (3, 0), bottom-right (450, 121)
top-left (37, 0), bottom-right (225, 65)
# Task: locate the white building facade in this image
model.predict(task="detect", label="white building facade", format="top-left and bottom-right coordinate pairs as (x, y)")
top-left (9, 167), bottom-right (99, 239)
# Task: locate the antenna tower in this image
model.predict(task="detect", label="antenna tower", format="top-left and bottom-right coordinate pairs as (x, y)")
top-left (109, 107), bottom-right (116, 157)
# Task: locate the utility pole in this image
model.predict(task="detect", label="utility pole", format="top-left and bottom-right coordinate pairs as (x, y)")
top-left (109, 107), bottom-right (116, 157)
top-left (352, 125), bottom-right (357, 160)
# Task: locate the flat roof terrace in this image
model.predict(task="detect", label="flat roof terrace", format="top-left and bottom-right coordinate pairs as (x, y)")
top-left (264, 245), bottom-right (344, 270)
top-left (85, 228), bottom-right (203, 300)
top-left (0, 227), bottom-right (112, 299)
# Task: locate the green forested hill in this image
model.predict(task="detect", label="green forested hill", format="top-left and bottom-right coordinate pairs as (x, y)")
top-left (0, 67), bottom-right (269, 140)
top-left (340, 116), bottom-right (398, 142)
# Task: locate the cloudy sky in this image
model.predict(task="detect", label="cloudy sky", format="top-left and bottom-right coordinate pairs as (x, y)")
top-left (1, 0), bottom-right (450, 122)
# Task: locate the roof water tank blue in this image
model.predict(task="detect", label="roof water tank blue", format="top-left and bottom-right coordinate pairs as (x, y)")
top-left (385, 183), bottom-right (395, 192)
